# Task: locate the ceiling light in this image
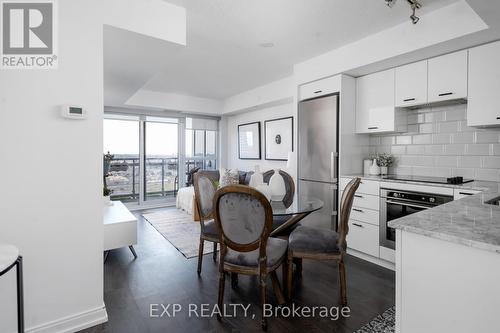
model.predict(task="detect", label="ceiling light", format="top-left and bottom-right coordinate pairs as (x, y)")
top-left (259, 42), bottom-right (274, 48)
top-left (407, 0), bottom-right (421, 9)
top-left (384, 0), bottom-right (422, 24)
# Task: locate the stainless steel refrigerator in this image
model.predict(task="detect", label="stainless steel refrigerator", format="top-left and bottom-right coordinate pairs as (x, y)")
top-left (298, 93), bottom-right (339, 230)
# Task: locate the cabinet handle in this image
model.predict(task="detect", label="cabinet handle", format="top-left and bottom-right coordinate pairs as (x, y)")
top-left (352, 223), bottom-right (364, 228)
top-left (353, 208), bottom-right (364, 213)
top-left (314, 90), bottom-right (323, 94)
top-left (403, 98), bottom-right (416, 102)
top-left (354, 194), bottom-right (363, 198)
top-left (459, 192), bottom-right (473, 196)
top-left (438, 92), bottom-right (453, 97)
top-left (496, 117), bottom-right (500, 120)
top-left (367, 126), bottom-right (378, 130)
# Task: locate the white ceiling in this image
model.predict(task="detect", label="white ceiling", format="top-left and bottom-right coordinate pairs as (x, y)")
top-left (104, 0), bottom-right (460, 105)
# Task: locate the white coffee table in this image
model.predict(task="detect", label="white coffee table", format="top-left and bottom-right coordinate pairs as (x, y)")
top-left (103, 201), bottom-right (138, 261)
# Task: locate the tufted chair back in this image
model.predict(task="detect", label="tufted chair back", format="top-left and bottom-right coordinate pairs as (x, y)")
top-left (214, 185), bottom-right (273, 253)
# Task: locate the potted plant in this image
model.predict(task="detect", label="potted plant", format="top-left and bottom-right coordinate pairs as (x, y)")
top-left (377, 153), bottom-right (395, 175)
top-left (103, 152), bottom-right (114, 205)
top-left (103, 151), bottom-right (114, 186)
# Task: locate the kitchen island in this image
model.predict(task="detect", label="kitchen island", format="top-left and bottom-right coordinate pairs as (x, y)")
top-left (389, 183), bottom-right (500, 333)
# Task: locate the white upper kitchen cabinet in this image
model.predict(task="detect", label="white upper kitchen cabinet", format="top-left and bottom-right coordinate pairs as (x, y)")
top-left (395, 60), bottom-right (428, 107)
top-left (356, 69), bottom-right (406, 134)
top-left (299, 75), bottom-right (340, 101)
top-left (428, 50), bottom-right (468, 103)
top-left (467, 41), bottom-right (500, 127)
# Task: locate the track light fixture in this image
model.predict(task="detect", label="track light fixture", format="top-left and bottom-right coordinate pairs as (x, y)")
top-left (385, 0), bottom-right (397, 8)
top-left (384, 0), bottom-right (422, 24)
top-left (410, 4), bottom-right (420, 24)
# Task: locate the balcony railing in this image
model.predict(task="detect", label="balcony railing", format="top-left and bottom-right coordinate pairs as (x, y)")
top-left (105, 155), bottom-right (216, 203)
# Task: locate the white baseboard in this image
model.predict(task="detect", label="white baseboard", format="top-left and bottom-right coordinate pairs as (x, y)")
top-left (347, 248), bottom-right (395, 271)
top-left (24, 304), bottom-right (108, 333)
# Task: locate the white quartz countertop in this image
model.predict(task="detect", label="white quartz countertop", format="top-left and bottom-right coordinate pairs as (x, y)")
top-left (343, 174), bottom-right (500, 253)
top-left (341, 174), bottom-right (500, 192)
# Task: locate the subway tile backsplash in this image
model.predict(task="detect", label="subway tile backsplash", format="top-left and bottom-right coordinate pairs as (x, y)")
top-left (368, 104), bottom-right (500, 181)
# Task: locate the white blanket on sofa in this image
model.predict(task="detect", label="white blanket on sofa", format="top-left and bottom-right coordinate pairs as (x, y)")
top-left (176, 186), bottom-right (194, 215)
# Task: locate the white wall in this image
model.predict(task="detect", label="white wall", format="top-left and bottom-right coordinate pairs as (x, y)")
top-left (0, 2), bottom-right (106, 332)
top-left (224, 103), bottom-right (294, 173)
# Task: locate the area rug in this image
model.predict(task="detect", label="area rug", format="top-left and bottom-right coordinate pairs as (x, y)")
top-left (354, 306), bottom-right (395, 333)
top-left (142, 209), bottom-right (213, 259)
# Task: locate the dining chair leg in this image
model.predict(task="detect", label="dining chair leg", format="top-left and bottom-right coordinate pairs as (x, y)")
top-left (197, 238), bottom-right (204, 275)
top-left (217, 270), bottom-right (225, 322)
top-left (230, 272), bottom-right (238, 289)
top-left (287, 255), bottom-right (293, 300)
top-left (260, 273), bottom-right (268, 331)
top-left (294, 258), bottom-right (303, 276)
top-left (282, 261), bottom-right (288, 297)
top-left (339, 259), bottom-right (347, 306)
top-left (270, 271), bottom-right (285, 305)
top-left (212, 242), bottom-right (217, 262)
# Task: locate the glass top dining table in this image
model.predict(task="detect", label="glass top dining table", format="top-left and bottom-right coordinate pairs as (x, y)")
top-left (269, 197), bottom-right (324, 236)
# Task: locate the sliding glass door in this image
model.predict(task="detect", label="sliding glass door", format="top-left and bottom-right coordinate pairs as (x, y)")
top-left (103, 114), bottom-right (218, 208)
top-left (144, 118), bottom-right (179, 202)
top-left (103, 116), bottom-right (140, 204)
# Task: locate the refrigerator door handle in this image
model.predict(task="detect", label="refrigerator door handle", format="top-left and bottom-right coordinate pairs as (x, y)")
top-left (330, 152), bottom-right (334, 182)
top-left (330, 152), bottom-right (338, 182)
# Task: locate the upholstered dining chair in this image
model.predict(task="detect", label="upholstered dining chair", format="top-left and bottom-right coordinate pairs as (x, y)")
top-left (286, 177), bottom-right (361, 304)
top-left (214, 185), bottom-right (288, 331)
top-left (193, 173), bottom-right (220, 275)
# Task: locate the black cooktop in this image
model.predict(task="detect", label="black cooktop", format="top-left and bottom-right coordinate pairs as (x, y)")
top-left (382, 175), bottom-right (474, 185)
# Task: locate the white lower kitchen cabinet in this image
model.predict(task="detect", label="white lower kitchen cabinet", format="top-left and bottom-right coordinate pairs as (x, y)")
top-left (341, 177), bottom-right (384, 262)
top-left (347, 221), bottom-right (379, 257)
top-left (467, 41), bottom-right (500, 127)
top-left (350, 207), bottom-right (378, 225)
top-left (453, 188), bottom-right (481, 200)
top-left (341, 177), bottom-right (380, 196)
top-left (395, 230), bottom-right (500, 333)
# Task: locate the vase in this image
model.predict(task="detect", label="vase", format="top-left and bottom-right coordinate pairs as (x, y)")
top-left (380, 166), bottom-right (388, 175)
top-left (269, 169), bottom-right (286, 202)
top-left (249, 165), bottom-right (264, 188)
top-left (256, 183), bottom-right (272, 201)
top-left (369, 159), bottom-right (381, 176)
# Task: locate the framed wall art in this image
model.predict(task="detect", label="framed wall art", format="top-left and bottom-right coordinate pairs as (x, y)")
top-left (264, 117), bottom-right (293, 161)
top-left (238, 121), bottom-right (261, 160)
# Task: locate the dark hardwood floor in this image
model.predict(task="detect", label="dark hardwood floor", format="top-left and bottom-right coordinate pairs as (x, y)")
top-left (81, 208), bottom-right (394, 333)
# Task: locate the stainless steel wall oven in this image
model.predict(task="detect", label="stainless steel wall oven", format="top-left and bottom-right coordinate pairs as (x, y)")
top-left (380, 188), bottom-right (453, 249)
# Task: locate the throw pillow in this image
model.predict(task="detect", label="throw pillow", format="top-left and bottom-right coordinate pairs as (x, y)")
top-left (219, 168), bottom-right (239, 187)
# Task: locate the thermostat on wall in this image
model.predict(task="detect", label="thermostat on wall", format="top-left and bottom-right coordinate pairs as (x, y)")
top-left (60, 105), bottom-right (86, 119)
